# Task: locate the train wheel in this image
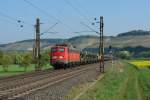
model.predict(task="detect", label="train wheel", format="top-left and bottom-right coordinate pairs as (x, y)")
top-left (64, 64), bottom-right (67, 69)
top-left (68, 63), bottom-right (70, 68)
top-left (78, 62), bottom-right (80, 66)
top-left (66, 64), bottom-right (69, 68)
top-left (54, 66), bottom-right (57, 70)
top-left (71, 63), bottom-right (74, 67)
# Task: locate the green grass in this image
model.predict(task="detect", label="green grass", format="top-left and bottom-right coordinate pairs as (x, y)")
top-left (0, 64), bottom-right (52, 77)
top-left (115, 63), bottom-right (141, 100)
top-left (138, 68), bottom-right (150, 100)
top-left (64, 60), bottom-right (150, 100)
top-left (128, 60), bottom-right (150, 99)
top-left (72, 61), bottom-right (144, 100)
top-left (130, 57), bottom-right (150, 61)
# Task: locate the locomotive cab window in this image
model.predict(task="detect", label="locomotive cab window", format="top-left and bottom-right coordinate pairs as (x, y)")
top-left (58, 48), bottom-right (65, 52)
top-left (52, 48), bottom-right (57, 52)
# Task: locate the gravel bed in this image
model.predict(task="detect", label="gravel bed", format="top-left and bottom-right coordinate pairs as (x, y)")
top-left (21, 63), bottom-right (109, 100)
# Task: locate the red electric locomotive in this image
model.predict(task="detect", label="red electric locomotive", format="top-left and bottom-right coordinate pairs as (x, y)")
top-left (50, 44), bottom-right (80, 69)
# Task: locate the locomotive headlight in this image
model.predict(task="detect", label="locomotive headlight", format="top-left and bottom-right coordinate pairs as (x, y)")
top-left (59, 56), bottom-right (63, 58)
top-left (52, 56), bottom-right (57, 59)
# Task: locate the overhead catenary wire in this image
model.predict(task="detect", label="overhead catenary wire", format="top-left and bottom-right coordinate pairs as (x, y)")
top-left (74, 0), bottom-right (92, 19)
top-left (64, 0), bottom-right (98, 36)
top-left (80, 22), bottom-right (99, 35)
top-left (0, 17), bottom-right (20, 26)
top-left (64, 0), bottom-right (92, 24)
top-left (42, 23), bottom-right (58, 34)
top-left (74, 31), bottom-right (98, 33)
top-left (0, 11), bottom-right (33, 26)
top-left (23, 0), bottom-right (58, 22)
top-left (23, 0), bottom-right (75, 32)
top-left (23, 0), bottom-right (96, 38)
top-left (0, 11), bottom-right (18, 22)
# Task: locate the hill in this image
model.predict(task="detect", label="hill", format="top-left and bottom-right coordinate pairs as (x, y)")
top-left (0, 39), bottom-right (65, 51)
top-left (0, 30), bottom-right (150, 52)
top-left (117, 30), bottom-right (150, 37)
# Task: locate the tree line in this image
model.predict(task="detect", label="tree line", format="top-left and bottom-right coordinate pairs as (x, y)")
top-left (0, 50), bottom-right (50, 72)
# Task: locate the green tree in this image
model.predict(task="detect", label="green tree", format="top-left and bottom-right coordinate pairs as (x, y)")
top-left (116, 51), bottom-right (131, 59)
top-left (40, 53), bottom-right (50, 67)
top-left (138, 51), bottom-right (150, 58)
top-left (33, 51), bottom-right (50, 70)
top-left (15, 54), bottom-right (23, 65)
top-left (9, 54), bottom-right (16, 64)
top-left (1, 55), bottom-right (13, 72)
top-left (20, 53), bottom-right (32, 71)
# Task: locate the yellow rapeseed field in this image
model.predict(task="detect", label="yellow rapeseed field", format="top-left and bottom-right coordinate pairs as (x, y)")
top-left (129, 60), bottom-right (150, 68)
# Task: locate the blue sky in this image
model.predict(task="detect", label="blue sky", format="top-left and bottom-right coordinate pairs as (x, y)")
top-left (0, 0), bottom-right (150, 43)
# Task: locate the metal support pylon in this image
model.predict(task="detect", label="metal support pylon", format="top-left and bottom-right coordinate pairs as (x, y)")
top-left (99, 16), bottom-right (104, 73)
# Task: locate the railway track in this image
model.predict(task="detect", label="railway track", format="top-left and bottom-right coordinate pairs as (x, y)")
top-left (0, 70), bottom-right (69, 92)
top-left (0, 70), bottom-right (53, 83)
top-left (0, 64), bottom-right (97, 100)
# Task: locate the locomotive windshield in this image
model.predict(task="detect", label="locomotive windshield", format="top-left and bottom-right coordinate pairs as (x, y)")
top-left (58, 48), bottom-right (64, 52)
top-left (51, 48), bottom-right (64, 52)
top-left (51, 48), bottom-right (57, 52)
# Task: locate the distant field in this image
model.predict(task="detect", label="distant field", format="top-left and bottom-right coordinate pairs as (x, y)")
top-left (0, 64), bottom-right (52, 77)
top-left (129, 60), bottom-right (150, 68)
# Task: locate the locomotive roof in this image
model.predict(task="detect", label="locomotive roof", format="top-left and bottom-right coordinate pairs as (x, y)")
top-left (53, 43), bottom-right (79, 51)
top-left (55, 43), bottom-right (68, 46)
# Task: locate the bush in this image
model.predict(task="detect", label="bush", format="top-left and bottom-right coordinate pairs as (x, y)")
top-left (15, 54), bottom-right (23, 65)
top-left (138, 51), bottom-right (150, 58)
top-left (40, 52), bottom-right (50, 66)
top-left (115, 51), bottom-right (131, 59)
top-left (1, 55), bottom-right (13, 72)
top-left (20, 53), bottom-right (32, 71)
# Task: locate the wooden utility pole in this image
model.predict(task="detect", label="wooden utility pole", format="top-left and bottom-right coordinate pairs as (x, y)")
top-left (35, 18), bottom-right (41, 71)
top-left (99, 16), bottom-right (104, 73)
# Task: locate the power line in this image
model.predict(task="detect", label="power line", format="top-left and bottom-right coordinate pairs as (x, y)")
top-left (23, 0), bottom-right (58, 22)
top-left (74, 0), bottom-right (91, 19)
top-left (42, 23), bottom-right (58, 34)
top-left (0, 11), bottom-right (33, 26)
top-left (23, 0), bottom-right (74, 32)
top-left (64, 0), bottom-right (92, 24)
top-left (73, 1), bottom-right (100, 31)
top-left (0, 11), bottom-right (18, 22)
top-left (74, 31), bottom-right (98, 33)
top-left (64, 0), bottom-right (98, 36)
top-left (80, 22), bottom-right (99, 35)
top-left (0, 17), bottom-right (19, 25)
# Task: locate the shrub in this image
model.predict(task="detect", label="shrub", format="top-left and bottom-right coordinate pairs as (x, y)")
top-left (1, 55), bottom-right (13, 72)
top-left (20, 53), bottom-right (32, 71)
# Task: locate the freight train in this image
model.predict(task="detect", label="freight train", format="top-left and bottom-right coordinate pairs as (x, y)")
top-left (50, 44), bottom-right (110, 69)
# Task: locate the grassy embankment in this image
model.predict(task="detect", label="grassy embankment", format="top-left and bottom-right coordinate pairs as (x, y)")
top-left (130, 60), bottom-right (150, 100)
top-left (64, 60), bottom-right (150, 100)
top-left (0, 64), bottom-right (52, 77)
